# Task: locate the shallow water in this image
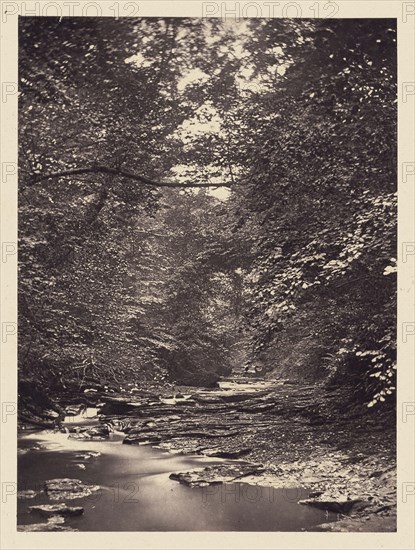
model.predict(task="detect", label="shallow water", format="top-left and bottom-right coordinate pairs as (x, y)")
top-left (18, 430), bottom-right (336, 531)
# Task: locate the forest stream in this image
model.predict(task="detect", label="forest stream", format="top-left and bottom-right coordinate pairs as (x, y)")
top-left (13, 14), bottom-right (400, 539)
top-left (17, 378), bottom-right (396, 532)
top-left (17, 430), bottom-right (335, 532)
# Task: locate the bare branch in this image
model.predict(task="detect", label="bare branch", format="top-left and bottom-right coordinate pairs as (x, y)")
top-left (27, 165), bottom-right (233, 188)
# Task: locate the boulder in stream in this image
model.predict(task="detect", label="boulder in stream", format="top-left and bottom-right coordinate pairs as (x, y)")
top-left (68, 425), bottom-right (109, 440)
top-left (74, 451), bottom-right (101, 460)
top-left (29, 504), bottom-right (84, 517)
top-left (18, 516), bottom-right (79, 532)
top-left (44, 478), bottom-right (100, 500)
top-left (169, 463), bottom-right (266, 487)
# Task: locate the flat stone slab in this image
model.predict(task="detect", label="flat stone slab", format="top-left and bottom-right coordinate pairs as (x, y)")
top-left (170, 463), bottom-right (266, 487)
top-left (193, 390), bottom-right (269, 404)
top-left (44, 478), bottom-right (100, 500)
top-left (123, 432), bottom-right (162, 445)
top-left (299, 495), bottom-right (370, 514)
top-left (159, 396), bottom-right (195, 405)
top-left (202, 447), bottom-right (252, 459)
top-left (18, 516), bottom-right (79, 532)
top-left (28, 504), bottom-right (84, 517)
top-left (68, 426), bottom-right (109, 440)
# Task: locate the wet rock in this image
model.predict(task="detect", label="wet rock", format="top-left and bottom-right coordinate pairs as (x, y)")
top-left (68, 425), bottom-right (109, 440)
top-left (158, 440), bottom-right (208, 455)
top-left (18, 516), bottom-right (79, 532)
top-left (17, 448), bottom-right (29, 455)
top-left (29, 504), bottom-right (84, 517)
top-left (170, 463), bottom-right (266, 487)
top-left (17, 489), bottom-right (38, 499)
top-left (168, 429), bottom-right (239, 439)
top-left (86, 425), bottom-right (110, 437)
top-left (301, 475), bottom-right (323, 484)
top-left (308, 490), bottom-right (325, 498)
top-left (299, 495), bottom-right (369, 514)
top-left (99, 397), bottom-right (141, 415)
top-left (222, 392), bottom-right (270, 404)
top-left (74, 451), bottom-right (101, 460)
top-left (235, 400), bottom-right (277, 413)
top-left (61, 420), bottom-right (99, 433)
top-left (316, 513), bottom-right (396, 532)
top-left (370, 503), bottom-right (394, 514)
top-left (152, 415), bottom-right (181, 424)
top-left (194, 389), bottom-right (269, 405)
top-left (45, 478), bottom-right (100, 500)
top-left (68, 432), bottom-right (107, 441)
top-left (65, 404), bottom-right (84, 416)
top-left (159, 396), bottom-right (197, 406)
top-left (369, 470), bottom-right (384, 478)
top-left (352, 500), bottom-right (374, 513)
top-left (169, 472), bottom-right (221, 488)
top-left (44, 409), bottom-right (60, 419)
top-left (202, 448), bottom-right (252, 459)
top-left (123, 425), bottom-right (146, 435)
top-left (192, 394), bottom-right (224, 405)
top-left (143, 423), bottom-right (161, 432)
top-left (95, 417), bottom-right (133, 432)
top-left (123, 432), bottom-right (162, 445)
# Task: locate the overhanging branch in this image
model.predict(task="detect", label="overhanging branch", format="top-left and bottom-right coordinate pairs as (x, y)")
top-left (28, 165), bottom-right (233, 188)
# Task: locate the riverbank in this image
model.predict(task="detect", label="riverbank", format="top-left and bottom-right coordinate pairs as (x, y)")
top-left (18, 377), bottom-right (396, 532)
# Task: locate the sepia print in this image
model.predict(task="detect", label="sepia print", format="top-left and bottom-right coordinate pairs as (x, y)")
top-left (11, 11), bottom-right (400, 536)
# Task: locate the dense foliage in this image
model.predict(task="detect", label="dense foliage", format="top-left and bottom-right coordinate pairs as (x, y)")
top-left (19, 17), bottom-right (396, 407)
top-left (233, 20), bottom-right (397, 406)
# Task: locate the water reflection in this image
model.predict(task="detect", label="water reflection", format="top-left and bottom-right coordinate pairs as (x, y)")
top-left (18, 432), bottom-right (336, 531)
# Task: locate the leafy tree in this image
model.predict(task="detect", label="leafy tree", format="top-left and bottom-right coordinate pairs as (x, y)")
top-left (18, 18), bottom-right (397, 408)
top-left (175, 18), bottom-right (397, 405)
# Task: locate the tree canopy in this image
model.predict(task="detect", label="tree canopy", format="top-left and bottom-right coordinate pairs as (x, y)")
top-left (19, 17), bottom-right (396, 407)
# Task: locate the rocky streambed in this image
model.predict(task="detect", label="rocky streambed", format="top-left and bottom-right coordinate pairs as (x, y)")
top-left (18, 377), bottom-right (396, 532)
